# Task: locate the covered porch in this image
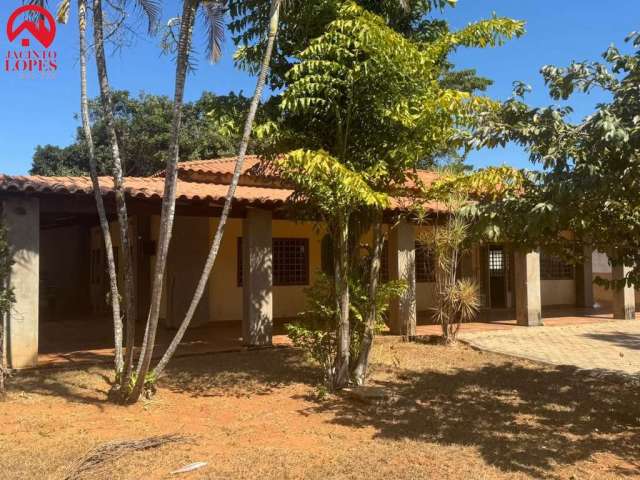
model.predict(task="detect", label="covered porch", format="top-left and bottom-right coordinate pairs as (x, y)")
top-left (0, 169), bottom-right (637, 369)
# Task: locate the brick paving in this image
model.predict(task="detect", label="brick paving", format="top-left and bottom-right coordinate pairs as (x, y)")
top-left (460, 319), bottom-right (640, 375)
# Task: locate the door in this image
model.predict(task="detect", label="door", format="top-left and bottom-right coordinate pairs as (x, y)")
top-left (489, 245), bottom-right (507, 308)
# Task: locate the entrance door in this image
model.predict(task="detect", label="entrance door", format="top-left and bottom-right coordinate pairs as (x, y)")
top-left (488, 246), bottom-right (507, 308)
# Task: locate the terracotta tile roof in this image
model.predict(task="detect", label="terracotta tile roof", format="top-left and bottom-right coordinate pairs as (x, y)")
top-left (172, 156), bottom-right (263, 176)
top-left (0, 175), bottom-right (293, 206)
top-left (0, 174), bottom-right (445, 213)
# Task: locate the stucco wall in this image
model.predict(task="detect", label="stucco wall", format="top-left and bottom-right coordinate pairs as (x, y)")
top-left (208, 218), bottom-right (325, 322)
top-left (541, 279), bottom-right (576, 306)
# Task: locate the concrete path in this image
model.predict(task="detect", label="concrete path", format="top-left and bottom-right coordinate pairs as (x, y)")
top-left (460, 320), bottom-right (640, 375)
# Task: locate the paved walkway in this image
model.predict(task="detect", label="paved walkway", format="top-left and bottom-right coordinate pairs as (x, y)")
top-left (460, 320), bottom-right (640, 375)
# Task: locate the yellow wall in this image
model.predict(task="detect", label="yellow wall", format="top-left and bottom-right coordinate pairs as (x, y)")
top-left (208, 218), bottom-right (326, 322)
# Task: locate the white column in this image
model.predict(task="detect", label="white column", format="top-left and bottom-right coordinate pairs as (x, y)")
top-left (242, 208), bottom-right (273, 346)
top-left (612, 263), bottom-right (635, 320)
top-left (388, 219), bottom-right (416, 337)
top-left (514, 249), bottom-right (542, 326)
top-left (3, 197), bottom-right (39, 368)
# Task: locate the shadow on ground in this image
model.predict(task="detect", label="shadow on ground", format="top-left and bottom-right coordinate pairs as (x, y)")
top-left (302, 360), bottom-right (640, 478)
top-left (159, 348), bottom-right (316, 398)
top-left (582, 331), bottom-right (640, 351)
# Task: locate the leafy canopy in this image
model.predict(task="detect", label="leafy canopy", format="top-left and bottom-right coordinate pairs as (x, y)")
top-left (277, 2), bottom-right (523, 185)
top-left (469, 33), bottom-right (640, 282)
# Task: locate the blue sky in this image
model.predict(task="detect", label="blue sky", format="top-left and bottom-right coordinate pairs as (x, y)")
top-left (0, 0), bottom-right (637, 175)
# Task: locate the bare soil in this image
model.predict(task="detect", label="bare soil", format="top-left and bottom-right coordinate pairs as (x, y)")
top-left (1, 339), bottom-right (640, 479)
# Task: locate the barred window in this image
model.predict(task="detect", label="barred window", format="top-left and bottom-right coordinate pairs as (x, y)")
top-left (237, 237), bottom-right (309, 286)
top-left (541, 252), bottom-right (574, 280)
top-left (415, 241), bottom-right (435, 283)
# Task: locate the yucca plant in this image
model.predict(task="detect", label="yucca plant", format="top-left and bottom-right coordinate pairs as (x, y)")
top-left (420, 194), bottom-right (480, 343)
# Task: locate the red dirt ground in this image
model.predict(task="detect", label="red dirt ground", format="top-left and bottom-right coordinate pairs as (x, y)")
top-left (2, 339), bottom-right (640, 479)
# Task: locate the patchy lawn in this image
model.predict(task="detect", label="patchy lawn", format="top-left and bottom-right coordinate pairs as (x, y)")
top-left (1, 340), bottom-right (640, 479)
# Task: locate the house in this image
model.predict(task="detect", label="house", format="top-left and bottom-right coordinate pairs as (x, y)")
top-left (0, 156), bottom-right (635, 369)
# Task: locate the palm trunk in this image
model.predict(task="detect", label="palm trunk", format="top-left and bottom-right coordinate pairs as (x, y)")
top-left (152, 0), bottom-right (282, 378)
top-left (79, 0), bottom-right (124, 374)
top-left (128, 0), bottom-right (197, 402)
top-left (333, 213), bottom-right (351, 389)
top-left (352, 215), bottom-right (382, 385)
top-left (93, 0), bottom-right (137, 393)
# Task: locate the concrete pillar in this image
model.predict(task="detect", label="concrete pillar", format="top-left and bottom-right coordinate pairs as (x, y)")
top-left (2, 197), bottom-right (39, 368)
top-left (575, 246), bottom-right (594, 308)
top-left (388, 219), bottom-right (416, 337)
top-left (514, 249), bottom-right (542, 326)
top-left (242, 208), bottom-right (273, 346)
top-left (612, 263), bottom-right (635, 320)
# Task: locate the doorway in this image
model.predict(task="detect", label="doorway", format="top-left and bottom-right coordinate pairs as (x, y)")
top-left (488, 245), bottom-right (507, 308)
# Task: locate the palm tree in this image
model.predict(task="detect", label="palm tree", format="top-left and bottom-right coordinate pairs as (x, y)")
top-left (76, 0), bottom-right (125, 374)
top-left (149, 0), bottom-right (283, 380)
top-left (128, 0), bottom-right (227, 402)
top-left (55, 0), bottom-right (159, 376)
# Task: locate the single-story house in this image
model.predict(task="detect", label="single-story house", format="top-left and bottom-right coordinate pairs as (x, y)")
top-left (0, 156), bottom-right (636, 368)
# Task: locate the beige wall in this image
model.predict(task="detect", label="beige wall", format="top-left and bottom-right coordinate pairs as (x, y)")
top-left (541, 279), bottom-right (576, 306)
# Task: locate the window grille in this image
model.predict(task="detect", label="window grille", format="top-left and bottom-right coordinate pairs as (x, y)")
top-left (541, 252), bottom-right (574, 280)
top-left (237, 237), bottom-right (309, 286)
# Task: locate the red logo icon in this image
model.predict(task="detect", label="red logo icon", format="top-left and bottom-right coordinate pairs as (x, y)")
top-left (6, 5), bottom-right (56, 48)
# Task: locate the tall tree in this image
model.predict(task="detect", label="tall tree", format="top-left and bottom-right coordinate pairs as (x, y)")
top-left (272, 1), bottom-right (523, 386)
top-left (150, 0), bottom-right (283, 379)
top-left (77, 0), bottom-right (125, 374)
top-left (55, 0), bottom-right (160, 376)
top-left (469, 33), bottom-right (640, 284)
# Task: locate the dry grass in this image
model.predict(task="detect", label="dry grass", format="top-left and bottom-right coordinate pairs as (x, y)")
top-left (1, 340), bottom-right (640, 479)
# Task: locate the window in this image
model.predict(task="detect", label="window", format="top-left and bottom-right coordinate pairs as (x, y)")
top-left (541, 252), bottom-right (574, 280)
top-left (489, 247), bottom-right (505, 277)
top-left (415, 241), bottom-right (435, 282)
top-left (237, 237), bottom-right (309, 286)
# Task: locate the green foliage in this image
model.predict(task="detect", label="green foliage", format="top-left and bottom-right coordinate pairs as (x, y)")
top-left (229, 0), bottom-right (465, 89)
top-left (469, 32), bottom-right (640, 279)
top-left (273, 2), bottom-right (522, 187)
top-left (277, 149), bottom-right (389, 218)
top-left (287, 271), bottom-right (405, 388)
top-left (31, 91), bottom-right (277, 177)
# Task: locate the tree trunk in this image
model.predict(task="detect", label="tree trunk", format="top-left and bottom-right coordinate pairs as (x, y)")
top-left (152, 0), bottom-right (282, 378)
top-left (352, 215), bottom-right (382, 385)
top-left (128, 0), bottom-right (197, 403)
top-left (93, 0), bottom-right (137, 393)
top-left (333, 213), bottom-right (351, 389)
top-left (78, 0), bottom-right (124, 374)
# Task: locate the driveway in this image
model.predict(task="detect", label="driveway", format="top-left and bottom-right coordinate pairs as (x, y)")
top-left (460, 320), bottom-right (640, 375)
